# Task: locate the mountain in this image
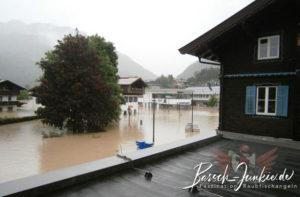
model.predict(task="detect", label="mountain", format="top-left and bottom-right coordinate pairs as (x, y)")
top-left (117, 53), bottom-right (157, 80)
top-left (0, 20), bottom-right (80, 87)
top-left (0, 20), bottom-right (156, 87)
top-left (176, 61), bottom-right (219, 80)
top-left (0, 20), bottom-right (78, 46)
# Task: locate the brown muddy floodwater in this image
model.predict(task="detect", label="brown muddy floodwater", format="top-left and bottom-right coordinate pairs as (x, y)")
top-left (0, 107), bottom-right (218, 183)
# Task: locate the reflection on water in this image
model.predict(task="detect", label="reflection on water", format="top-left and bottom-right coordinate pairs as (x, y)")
top-left (0, 121), bottom-right (44, 183)
top-left (0, 107), bottom-right (218, 183)
top-left (0, 98), bottom-right (40, 118)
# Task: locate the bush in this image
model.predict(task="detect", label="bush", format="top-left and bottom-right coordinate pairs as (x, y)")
top-left (0, 116), bottom-right (41, 125)
top-left (207, 95), bottom-right (218, 107)
top-left (17, 90), bottom-right (30, 100)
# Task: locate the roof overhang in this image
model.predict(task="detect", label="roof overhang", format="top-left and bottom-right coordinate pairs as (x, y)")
top-left (179, 0), bottom-right (276, 61)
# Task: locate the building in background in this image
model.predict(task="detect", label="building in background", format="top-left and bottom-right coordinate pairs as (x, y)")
top-left (138, 89), bottom-right (192, 109)
top-left (0, 80), bottom-right (25, 112)
top-left (139, 86), bottom-right (220, 108)
top-left (118, 77), bottom-right (147, 114)
top-left (186, 86), bottom-right (220, 106)
top-left (174, 80), bottom-right (187, 89)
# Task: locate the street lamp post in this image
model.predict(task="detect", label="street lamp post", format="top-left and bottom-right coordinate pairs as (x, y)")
top-left (178, 102), bottom-right (180, 119)
top-left (127, 107), bottom-right (131, 126)
top-left (191, 92), bottom-right (194, 131)
top-left (152, 100), bottom-right (156, 143)
top-left (177, 91), bottom-right (183, 119)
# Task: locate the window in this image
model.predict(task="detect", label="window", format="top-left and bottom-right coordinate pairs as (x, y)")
top-left (8, 96), bottom-right (11, 101)
top-left (256, 86), bottom-right (277, 115)
top-left (245, 85), bottom-right (289, 117)
top-left (8, 106), bottom-right (13, 112)
top-left (0, 96), bottom-right (2, 101)
top-left (129, 96), bottom-right (133, 102)
top-left (133, 97), bottom-right (137, 102)
top-left (257, 35), bottom-right (280, 60)
top-left (0, 107), bottom-right (2, 112)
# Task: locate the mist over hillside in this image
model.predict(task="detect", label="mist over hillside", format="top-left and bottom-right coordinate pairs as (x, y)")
top-left (0, 20), bottom-right (156, 87)
top-left (117, 53), bottom-right (157, 80)
top-left (176, 61), bottom-right (219, 80)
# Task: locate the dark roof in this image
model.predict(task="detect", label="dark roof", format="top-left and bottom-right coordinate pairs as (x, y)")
top-left (47, 138), bottom-right (300, 197)
top-left (0, 80), bottom-right (26, 90)
top-left (118, 77), bottom-right (141, 85)
top-left (179, 0), bottom-right (276, 59)
top-left (118, 77), bottom-right (147, 87)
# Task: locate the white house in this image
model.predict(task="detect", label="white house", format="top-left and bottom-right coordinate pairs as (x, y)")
top-left (0, 80), bottom-right (25, 112)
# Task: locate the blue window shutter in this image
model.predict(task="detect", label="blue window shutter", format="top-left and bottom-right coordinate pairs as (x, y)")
top-left (245, 86), bottom-right (256, 115)
top-left (276, 85), bottom-right (289, 117)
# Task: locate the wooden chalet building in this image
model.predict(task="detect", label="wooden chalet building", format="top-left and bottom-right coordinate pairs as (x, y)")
top-left (180, 0), bottom-right (300, 140)
top-left (119, 77), bottom-right (146, 95)
top-left (0, 80), bottom-right (25, 112)
top-left (118, 77), bottom-right (147, 113)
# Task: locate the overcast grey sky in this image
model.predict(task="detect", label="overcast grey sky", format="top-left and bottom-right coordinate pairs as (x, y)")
top-left (0, 0), bottom-right (254, 76)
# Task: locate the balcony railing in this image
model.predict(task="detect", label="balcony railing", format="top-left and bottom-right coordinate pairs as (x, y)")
top-left (122, 88), bottom-right (144, 95)
top-left (0, 91), bottom-right (20, 95)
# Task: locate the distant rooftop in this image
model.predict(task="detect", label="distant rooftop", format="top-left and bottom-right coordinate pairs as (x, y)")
top-left (186, 86), bottom-right (220, 95)
top-left (118, 77), bottom-right (141, 85)
top-left (146, 89), bottom-right (193, 94)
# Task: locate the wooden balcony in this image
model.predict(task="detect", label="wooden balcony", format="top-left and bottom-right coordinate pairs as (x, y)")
top-left (122, 88), bottom-right (144, 95)
top-left (0, 90), bottom-right (20, 95)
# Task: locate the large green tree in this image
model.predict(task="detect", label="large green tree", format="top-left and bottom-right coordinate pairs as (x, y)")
top-left (187, 68), bottom-right (220, 86)
top-left (33, 33), bottom-right (123, 132)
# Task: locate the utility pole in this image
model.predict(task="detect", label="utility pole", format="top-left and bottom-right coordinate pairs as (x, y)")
top-left (152, 100), bottom-right (156, 143)
top-left (177, 91), bottom-right (183, 119)
top-left (178, 102), bottom-right (180, 119)
top-left (191, 92), bottom-right (194, 131)
top-left (127, 107), bottom-right (131, 126)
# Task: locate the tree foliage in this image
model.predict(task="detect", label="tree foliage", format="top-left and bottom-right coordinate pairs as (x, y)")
top-left (207, 95), bottom-right (218, 107)
top-left (17, 90), bottom-right (29, 100)
top-left (32, 33), bottom-right (123, 132)
top-left (187, 68), bottom-right (219, 86)
top-left (88, 35), bottom-right (125, 117)
top-left (155, 74), bottom-right (176, 88)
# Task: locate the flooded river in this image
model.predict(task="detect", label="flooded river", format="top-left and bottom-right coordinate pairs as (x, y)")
top-left (0, 107), bottom-right (218, 183)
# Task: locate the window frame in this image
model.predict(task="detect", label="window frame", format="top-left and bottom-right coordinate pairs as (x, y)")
top-left (257, 35), bottom-right (280, 60)
top-left (256, 86), bottom-right (277, 116)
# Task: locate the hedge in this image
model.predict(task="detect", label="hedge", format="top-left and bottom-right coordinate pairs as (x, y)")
top-left (0, 116), bottom-right (41, 125)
